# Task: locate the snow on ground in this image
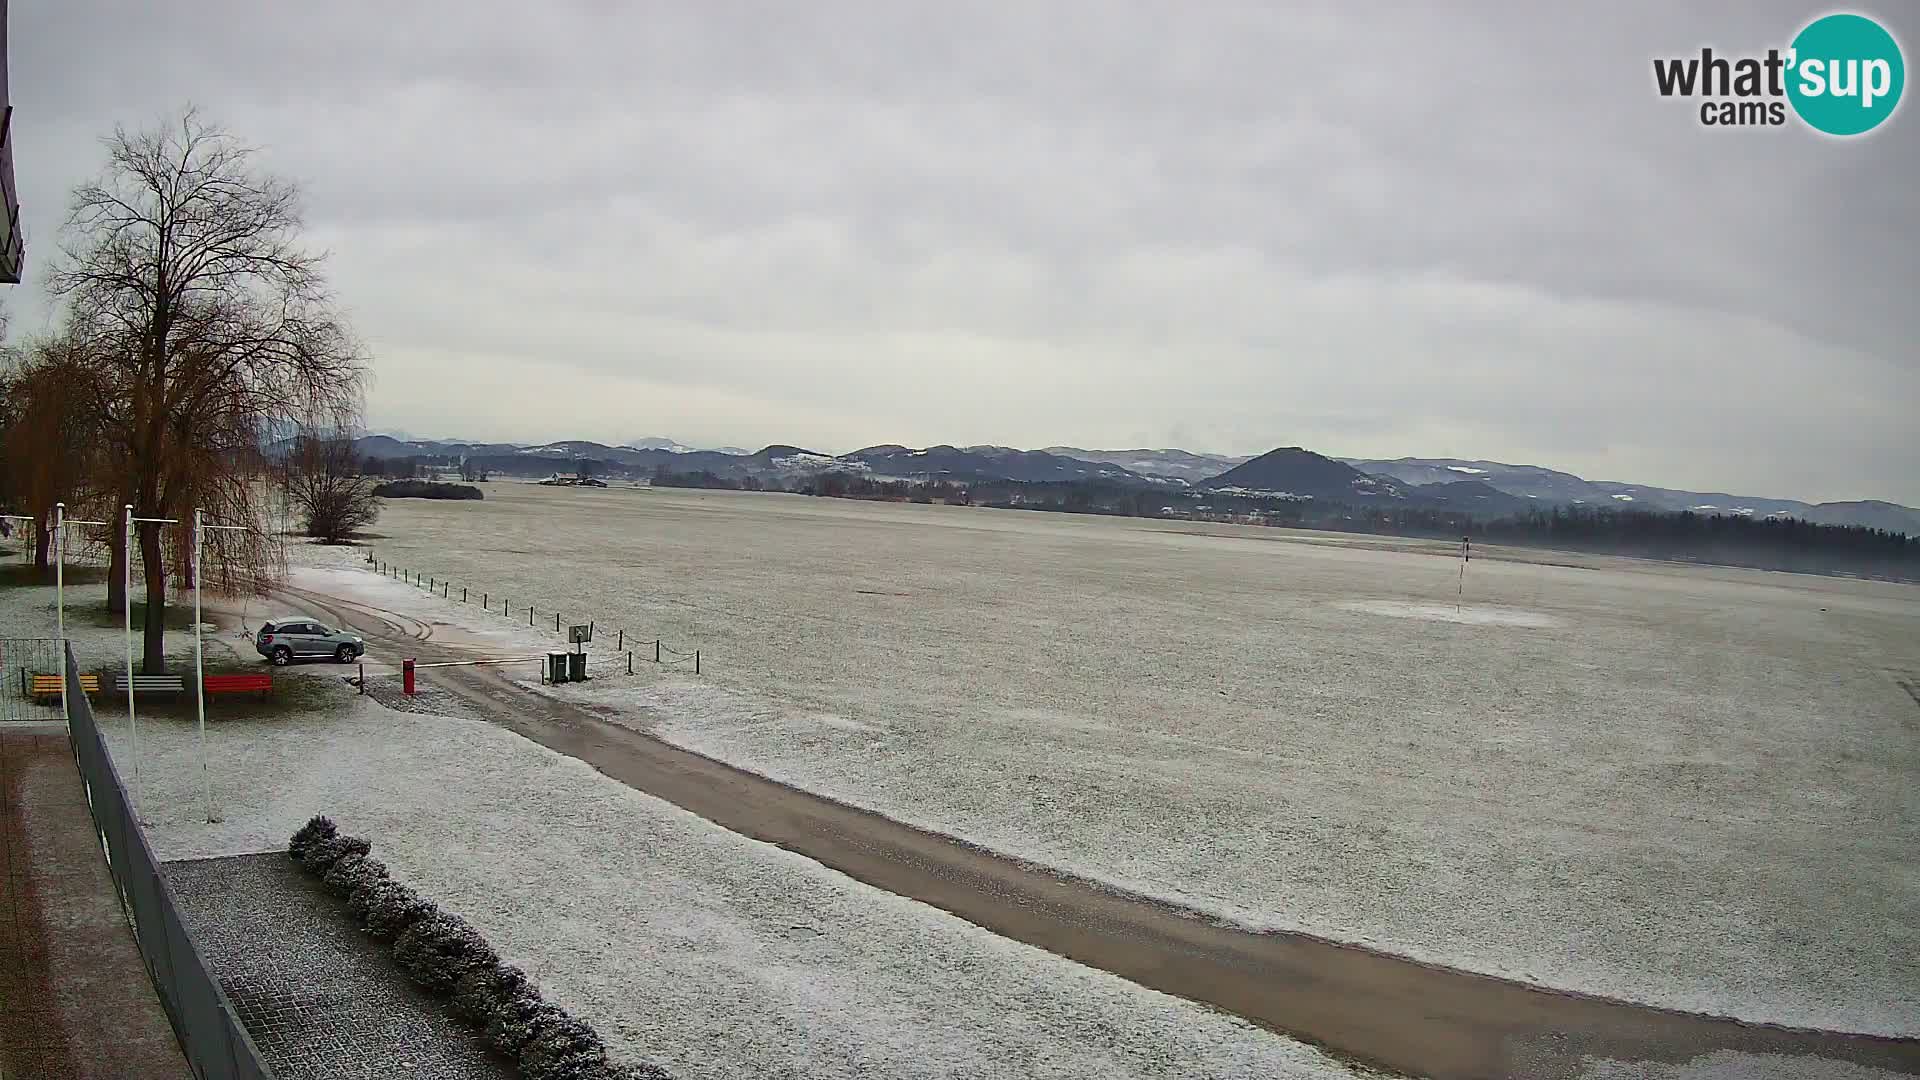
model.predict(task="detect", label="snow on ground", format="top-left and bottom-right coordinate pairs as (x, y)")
top-left (284, 542), bottom-right (559, 660)
top-left (327, 485), bottom-right (1920, 1035)
top-left (1335, 599), bottom-right (1564, 627)
top-left (97, 676), bottom-right (1364, 1080)
top-left (1574, 1051), bottom-right (1914, 1080)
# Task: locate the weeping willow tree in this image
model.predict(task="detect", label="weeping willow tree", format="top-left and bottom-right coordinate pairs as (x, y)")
top-left (49, 109), bottom-right (364, 672)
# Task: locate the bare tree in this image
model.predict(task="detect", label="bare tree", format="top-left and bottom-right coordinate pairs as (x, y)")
top-left (283, 430), bottom-right (381, 543)
top-left (50, 108), bottom-right (367, 671)
top-left (0, 334), bottom-right (112, 571)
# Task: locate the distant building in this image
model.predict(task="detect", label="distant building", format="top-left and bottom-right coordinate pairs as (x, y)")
top-left (0, 0), bottom-right (19, 283)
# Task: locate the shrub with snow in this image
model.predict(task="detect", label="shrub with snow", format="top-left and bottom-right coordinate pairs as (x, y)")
top-left (360, 879), bottom-right (438, 940)
top-left (299, 832), bottom-right (372, 876)
top-left (454, 962), bottom-right (533, 1024)
top-left (518, 1012), bottom-right (610, 1080)
top-left (322, 853), bottom-right (388, 898)
top-left (289, 819), bottom-right (657, 1078)
top-left (393, 911), bottom-right (500, 992)
top-left (287, 815), bottom-right (338, 862)
top-left (488, 996), bottom-right (568, 1058)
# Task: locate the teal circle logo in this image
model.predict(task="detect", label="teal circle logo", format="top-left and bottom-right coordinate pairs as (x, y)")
top-left (1786, 13), bottom-right (1905, 135)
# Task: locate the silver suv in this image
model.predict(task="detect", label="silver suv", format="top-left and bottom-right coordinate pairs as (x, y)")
top-left (256, 619), bottom-right (365, 665)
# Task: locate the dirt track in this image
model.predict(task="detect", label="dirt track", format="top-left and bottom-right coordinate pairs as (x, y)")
top-left (280, 581), bottom-right (1920, 1080)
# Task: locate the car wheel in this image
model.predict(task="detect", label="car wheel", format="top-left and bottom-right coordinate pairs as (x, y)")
top-left (336, 645), bottom-right (356, 664)
top-left (271, 646), bottom-right (293, 666)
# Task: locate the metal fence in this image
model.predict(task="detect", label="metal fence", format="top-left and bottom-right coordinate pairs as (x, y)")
top-left (0, 637), bottom-right (64, 722)
top-left (64, 643), bottom-right (276, 1079)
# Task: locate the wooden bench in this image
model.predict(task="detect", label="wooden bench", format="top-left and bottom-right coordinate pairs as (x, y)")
top-left (202, 673), bottom-right (273, 699)
top-left (113, 673), bottom-right (187, 695)
top-left (27, 673), bottom-right (100, 701)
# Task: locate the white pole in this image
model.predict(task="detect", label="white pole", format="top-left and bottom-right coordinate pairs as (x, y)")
top-left (194, 507), bottom-right (211, 822)
top-left (55, 502), bottom-right (66, 723)
top-left (125, 505), bottom-right (137, 804)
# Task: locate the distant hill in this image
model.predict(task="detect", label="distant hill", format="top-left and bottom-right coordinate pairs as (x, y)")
top-left (1343, 457), bottom-right (1607, 504)
top-left (1799, 500), bottom-right (1920, 535)
top-left (338, 432), bottom-right (1916, 532)
top-left (1342, 455), bottom-right (1914, 533)
top-left (1043, 447), bottom-right (1251, 484)
top-left (843, 444), bottom-right (1164, 485)
top-left (1411, 479), bottom-right (1539, 517)
top-left (1202, 447), bottom-right (1408, 500)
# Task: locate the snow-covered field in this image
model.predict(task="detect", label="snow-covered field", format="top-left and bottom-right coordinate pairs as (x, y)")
top-left (90, 679), bottom-right (1364, 1080)
top-left (335, 485), bottom-right (1920, 1034)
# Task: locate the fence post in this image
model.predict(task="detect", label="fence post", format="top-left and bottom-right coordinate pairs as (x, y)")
top-left (555, 612), bottom-right (561, 633)
top-left (617, 628), bottom-right (623, 651)
top-left (655, 640), bottom-right (661, 663)
top-left (528, 606), bottom-right (534, 626)
top-left (483, 592), bottom-right (488, 608)
top-left (358, 662), bottom-right (365, 695)
top-left (695, 650), bottom-right (700, 675)
top-left (627, 652), bottom-right (633, 675)
top-left (463, 587), bottom-right (468, 603)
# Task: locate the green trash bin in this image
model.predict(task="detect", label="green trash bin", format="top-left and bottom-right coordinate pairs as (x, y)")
top-left (566, 650), bottom-right (588, 682)
top-left (546, 651), bottom-right (569, 684)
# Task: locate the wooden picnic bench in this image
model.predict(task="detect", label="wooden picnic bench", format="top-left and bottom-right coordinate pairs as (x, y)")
top-left (113, 673), bottom-right (187, 695)
top-left (26, 672), bottom-right (99, 700)
top-left (203, 673), bottom-right (273, 699)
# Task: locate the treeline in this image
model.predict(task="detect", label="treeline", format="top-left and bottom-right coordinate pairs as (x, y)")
top-left (649, 469), bottom-right (1920, 582)
top-left (369, 481), bottom-right (484, 501)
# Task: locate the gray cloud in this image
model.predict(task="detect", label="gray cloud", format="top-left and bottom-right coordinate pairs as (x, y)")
top-left (7, 0), bottom-right (1917, 502)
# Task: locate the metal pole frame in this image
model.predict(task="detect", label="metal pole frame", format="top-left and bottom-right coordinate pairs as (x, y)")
top-left (125, 507), bottom-right (179, 814)
top-left (193, 509), bottom-right (254, 824)
top-left (52, 507), bottom-right (111, 726)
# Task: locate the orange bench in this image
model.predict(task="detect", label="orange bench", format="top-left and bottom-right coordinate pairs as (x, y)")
top-left (203, 673), bottom-right (273, 699)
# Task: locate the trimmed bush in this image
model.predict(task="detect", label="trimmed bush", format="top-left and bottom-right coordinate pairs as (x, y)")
top-left (393, 911), bottom-right (499, 992)
top-left (300, 832), bottom-right (372, 876)
top-left (361, 880), bottom-right (438, 940)
top-left (323, 853), bottom-right (388, 898)
top-left (488, 995), bottom-right (566, 1058)
top-left (519, 1012), bottom-right (610, 1080)
top-left (292, 821), bottom-right (657, 1078)
top-left (454, 962), bottom-right (533, 1024)
top-left (287, 815), bottom-right (338, 861)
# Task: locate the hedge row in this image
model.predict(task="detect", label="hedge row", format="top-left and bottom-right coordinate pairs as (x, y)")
top-left (289, 816), bottom-right (665, 1080)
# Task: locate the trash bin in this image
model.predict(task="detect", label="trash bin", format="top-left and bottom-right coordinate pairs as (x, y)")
top-left (546, 651), bottom-right (569, 684)
top-left (566, 650), bottom-right (588, 682)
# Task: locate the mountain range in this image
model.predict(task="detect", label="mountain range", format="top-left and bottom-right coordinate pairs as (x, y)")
top-left (336, 434), bottom-right (1920, 535)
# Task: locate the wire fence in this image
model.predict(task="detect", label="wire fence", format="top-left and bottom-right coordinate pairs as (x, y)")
top-left (64, 643), bottom-right (277, 1079)
top-left (363, 553), bottom-right (703, 677)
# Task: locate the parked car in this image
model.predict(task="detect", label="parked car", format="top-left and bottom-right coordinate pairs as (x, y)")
top-left (255, 619), bottom-right (365, 665)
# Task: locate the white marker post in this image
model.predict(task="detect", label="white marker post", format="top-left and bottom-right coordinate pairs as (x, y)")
top-left (193, 508), bottom-right (252, 823)
top-left (54, 503), bottom-right (64, 722)
top-left (52, 506), bottom-right (111, 726)
top-left (125, 506), bottom-right (178, 812)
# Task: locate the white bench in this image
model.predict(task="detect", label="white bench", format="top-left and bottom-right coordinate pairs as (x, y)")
top-left (113, 673), bottom-right (187, 695)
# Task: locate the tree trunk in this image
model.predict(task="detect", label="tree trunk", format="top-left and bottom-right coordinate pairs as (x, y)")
top-left (139, 520), bottom-right (168, 674)
top-left (33, 518), bottom-right (51, 572)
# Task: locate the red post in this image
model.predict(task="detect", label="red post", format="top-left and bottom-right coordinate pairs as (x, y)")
top-left (403, 658), bottom-right (415, 696)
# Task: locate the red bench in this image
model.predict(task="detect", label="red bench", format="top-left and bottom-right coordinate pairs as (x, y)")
top-left (203, 673), bottom-right (273, 699)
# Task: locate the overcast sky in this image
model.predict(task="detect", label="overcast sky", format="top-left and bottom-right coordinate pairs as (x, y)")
top-left (7, 2), bottom-right (1916, 503)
